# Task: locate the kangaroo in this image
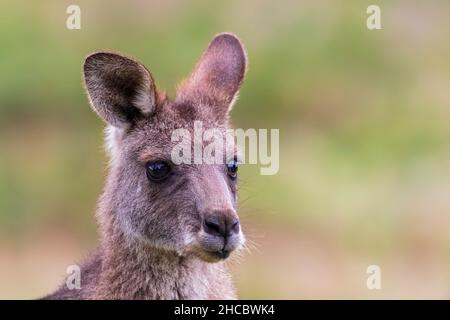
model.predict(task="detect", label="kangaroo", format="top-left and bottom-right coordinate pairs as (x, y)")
top-left (43, 33), bottom-right (247, 300)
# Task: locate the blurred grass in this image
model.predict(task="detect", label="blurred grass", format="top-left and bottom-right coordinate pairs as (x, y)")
top-left (1, 0), bottom-right (450, 298)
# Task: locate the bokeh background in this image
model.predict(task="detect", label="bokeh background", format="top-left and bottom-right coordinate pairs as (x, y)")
top-left (1, 0), bottom-right (450, 299)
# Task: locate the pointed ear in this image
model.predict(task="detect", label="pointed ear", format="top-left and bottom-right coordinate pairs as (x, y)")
top-left (177, 33), bottom-right (247, 116)
top-left (83, 52), bottom-right (156, 128)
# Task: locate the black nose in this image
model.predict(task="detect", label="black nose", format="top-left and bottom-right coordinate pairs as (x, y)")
top-left (203, 214), bottom-right (240, 238)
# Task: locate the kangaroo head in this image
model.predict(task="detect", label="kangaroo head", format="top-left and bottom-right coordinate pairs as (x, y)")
top-left (83, 33), bottom-right (247, 262)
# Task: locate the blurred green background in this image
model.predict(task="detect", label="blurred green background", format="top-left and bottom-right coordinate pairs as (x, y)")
top-left (1, 0), bottom-right (450, 299)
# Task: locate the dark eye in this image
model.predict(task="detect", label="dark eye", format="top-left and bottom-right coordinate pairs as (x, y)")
top-left (146, 161), bottom-right (172, 181)
top-left (227, 158), bottom-right (238, 179)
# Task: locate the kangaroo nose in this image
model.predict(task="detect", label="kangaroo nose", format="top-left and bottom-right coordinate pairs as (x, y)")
top-left (203, 214), bottom-right (240, 238)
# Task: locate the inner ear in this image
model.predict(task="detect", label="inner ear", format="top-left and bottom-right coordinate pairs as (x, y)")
top-left (177, 33), bottom-right (247, 116)
top-left (84, 52), bottom-right (156, 128)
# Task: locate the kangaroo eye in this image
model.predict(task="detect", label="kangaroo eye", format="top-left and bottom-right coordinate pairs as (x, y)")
top-left (227, 158), bottom-right (238, 179)
top-left (146, 161), bottom-right (172, 181)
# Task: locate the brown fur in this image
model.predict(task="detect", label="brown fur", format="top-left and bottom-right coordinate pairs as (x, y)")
top-left (43, 33), bottom-right (247, 300)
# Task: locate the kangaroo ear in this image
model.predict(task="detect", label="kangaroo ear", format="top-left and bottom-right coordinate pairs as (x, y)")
top-left (177, 33), bottom-right (247, 116)
top-left (83, 52), bottom-right (156, 128)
